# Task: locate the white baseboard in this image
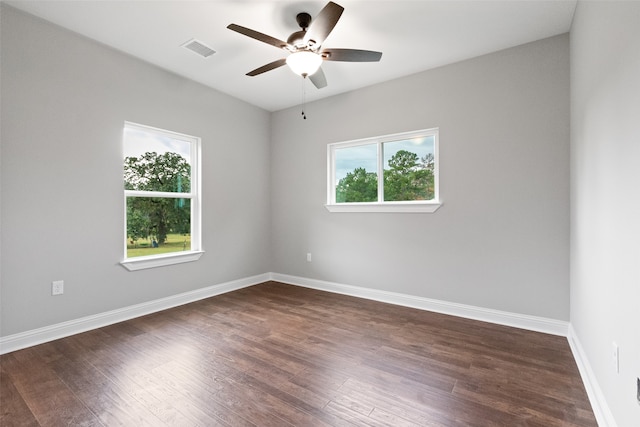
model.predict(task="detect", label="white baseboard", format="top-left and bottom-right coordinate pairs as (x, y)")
top-left (269, 272), bottom-right (569, 336)
top-left (0, 273), bottom-right (270, 355)
top-left (0, 271), bottom-right (568, 350)
top-left (567, 325), bottom-right (617, 427)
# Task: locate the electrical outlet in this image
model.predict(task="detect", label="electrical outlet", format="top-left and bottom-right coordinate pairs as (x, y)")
top-left (52, 280), bottom-right (64, 296)
top-left (612, 342), bottom-right (619, 373)
top-left (306, 253), bottom-right (312, 262)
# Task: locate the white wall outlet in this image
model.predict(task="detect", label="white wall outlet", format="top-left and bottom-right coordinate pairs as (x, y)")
top-left (52, 280), bottom-right (64, 296)
top-left (611, 342), bottom-right (619, 374)
top-left (306, 253), bottom-right (312, 262)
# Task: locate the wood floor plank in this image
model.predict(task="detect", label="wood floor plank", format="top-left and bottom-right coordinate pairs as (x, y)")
top-left (3, 350), bottom-right (101, 426)
top-left (0, 362), bottom-right (40, 427)
top-left (211, 376), bottom-right (299, 427)
top-left (149, 361), bottom-right (256, 427)
top-left (336, 377), bottom-right (457, 427)
top-left (1, 281), bottom-right (597, 427)
top-left (323, 399), bottom-right (414, 427)
top-left (47, 355), bottom-right (163, 427)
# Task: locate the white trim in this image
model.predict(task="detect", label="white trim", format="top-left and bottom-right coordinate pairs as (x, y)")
top-left (0, 273), bottom-right (269, 355)
top-left (377, 140), bottom-right (384, 202)
top-left (269, 272), bottom-right (569, 336)
top-left (0, 271), bottom-right (569, 354)
top-left (325, 201), bottom-right (441, 213)
top-left (124, 121), bottom-right (199, 143)
top-left (120, 250), bottom-right (204, 271)
top-left (124, 190), bottom-right (194, 199)
top-left (568, 324), bottom-right (618, 427)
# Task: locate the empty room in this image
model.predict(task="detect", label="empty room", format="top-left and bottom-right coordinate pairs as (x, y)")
top-left (1, 1), bottom-right (638, 426)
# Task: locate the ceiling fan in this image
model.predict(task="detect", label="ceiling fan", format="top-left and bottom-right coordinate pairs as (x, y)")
top-left (227, 1), bottom-right (382, 89)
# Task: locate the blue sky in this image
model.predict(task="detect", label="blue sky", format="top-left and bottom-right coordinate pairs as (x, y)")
top-left (335, 136), bottom-right (434, 181)
top-left (123, 126), bottom-right (191, 162)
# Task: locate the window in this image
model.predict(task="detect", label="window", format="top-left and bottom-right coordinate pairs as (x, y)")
top-left (120, 122), bottom-right (202, 271)
top-left (327, 128), bottom-right (441, 213)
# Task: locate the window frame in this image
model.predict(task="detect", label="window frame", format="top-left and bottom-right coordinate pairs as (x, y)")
top-left (326, 128), bottom-right (441, 213)
top-left (120, 122), bottom-right (203, 271)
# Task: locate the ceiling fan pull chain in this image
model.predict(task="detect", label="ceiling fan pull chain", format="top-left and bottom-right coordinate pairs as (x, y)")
top-left (301, 76), bottom-right (307, 119)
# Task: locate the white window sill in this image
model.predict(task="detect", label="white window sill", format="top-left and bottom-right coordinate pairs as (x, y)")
top-left (120, 251), bottom-right (204, 271)
top-left (325, 202), bottom-right (442, 213)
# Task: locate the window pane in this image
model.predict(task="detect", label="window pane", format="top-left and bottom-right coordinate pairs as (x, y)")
top-left (335, 143), bottom-right (378, 203)
top-left (123, 126), bottom-right (191, 193)
top-left (126, 197), bottom-right (191, 258)
top-left (383, 136), bottom-right (435, 201)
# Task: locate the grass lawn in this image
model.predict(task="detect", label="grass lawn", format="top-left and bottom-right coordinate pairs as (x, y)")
top-left (127, 233), bottom-right (191, 258)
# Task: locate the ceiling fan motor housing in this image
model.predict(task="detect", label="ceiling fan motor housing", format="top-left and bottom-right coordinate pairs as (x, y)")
top-left (287, 30), bottom-right (307, 48)
top-left (288, 12), bottom-right (312, 48)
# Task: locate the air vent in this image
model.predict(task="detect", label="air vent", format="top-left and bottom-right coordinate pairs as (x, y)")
top-left (181, 39), bottom-right (216, 58)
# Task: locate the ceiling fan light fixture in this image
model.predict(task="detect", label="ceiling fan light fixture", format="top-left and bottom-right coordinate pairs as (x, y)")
top-left (286, 51), bottom-right (323, 77)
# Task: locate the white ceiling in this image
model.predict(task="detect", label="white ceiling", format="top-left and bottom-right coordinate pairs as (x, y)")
top-left (5, 0), bottom-right (577, 112)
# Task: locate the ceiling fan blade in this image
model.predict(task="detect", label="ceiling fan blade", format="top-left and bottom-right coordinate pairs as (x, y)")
top-left (227, 24), bottom-right (290, 50)
top-left (321, 48), bottom-right (382, 62)
top-left (303, 2), bottom-right (344, 47)
top-left (309, 67), bottom-right (328, 89)
top-left (247, 58), bottom-right (287, 76)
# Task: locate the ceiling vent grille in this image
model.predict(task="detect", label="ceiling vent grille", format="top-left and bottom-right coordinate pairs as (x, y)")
top-left (181, 39), bottom-right (216, 58)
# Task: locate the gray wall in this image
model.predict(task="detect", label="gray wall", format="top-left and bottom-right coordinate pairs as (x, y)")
top-left (1, 6), bottom-right (571, 336)
top-left (570, 2), bottom-right (640, 425)
top-left (271, 34), bottom-right (570, 320)
top-left (0, 6), bottom-right (272, 336)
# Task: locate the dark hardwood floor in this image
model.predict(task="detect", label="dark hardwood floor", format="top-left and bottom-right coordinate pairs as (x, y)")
top-left (1, 281), bottom-right (597, 426)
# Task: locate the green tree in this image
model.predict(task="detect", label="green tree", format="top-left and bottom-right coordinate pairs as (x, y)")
top-left (420, 153), bottom-right (434, 170)
top-left (124, 152), bottom-right (190, 193)
top-left (384, 150), bottom-right (434, 201)
top-left (387, 150), bottom-right (420, 173)
top-left (126, 202), bottom-right (152, 246)
top-left (415, 152), bottom-right (435, 200)
top-left (124, 152), bottom-right (191, 245)
top-left (336, 167), bottom-right (378, 202)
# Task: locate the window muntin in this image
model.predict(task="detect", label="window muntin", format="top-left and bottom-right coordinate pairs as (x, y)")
top-left (122, 122), bottom-right (201, 267)
top-left (327, 128), bottom-right (440, 212)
